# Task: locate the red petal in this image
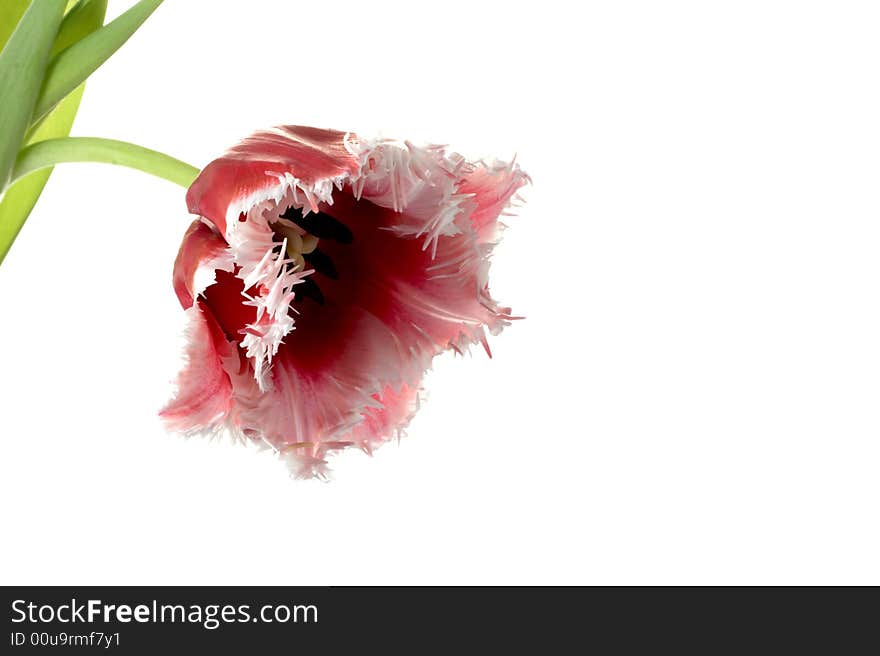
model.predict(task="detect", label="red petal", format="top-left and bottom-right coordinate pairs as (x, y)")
top-left (186, 126), bottom-right (361, 234)
top-left (172, 219), bottom-right (231, 309)
top-left (311, 192), bottom-right (510, 358)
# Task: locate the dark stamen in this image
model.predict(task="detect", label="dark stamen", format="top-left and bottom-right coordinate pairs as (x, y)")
top-left (294, 276), bottom-right (325, 306)
top-left (302, 248), bottom-right (338, 280)
top-left (280, 208), bottom-right (353, 244)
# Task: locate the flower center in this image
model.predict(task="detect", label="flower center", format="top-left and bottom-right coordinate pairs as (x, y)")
top-left (273, 220), bottom-right (319, 272)
top-left (272, 207), bottom-right (354, 306)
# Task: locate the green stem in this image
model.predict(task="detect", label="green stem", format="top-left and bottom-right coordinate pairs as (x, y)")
top-left (0, 136), bottom-right (199, 266)
top-left (10, 136), bottom-right (199, 189)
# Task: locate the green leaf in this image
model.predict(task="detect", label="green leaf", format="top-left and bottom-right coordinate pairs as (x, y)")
top-left (0, 0), bottom-right (107, 266)
top-left (2, 1), bottom-right (103, 55)
top-left (2, 2), bottom-right (83, 56)
top-left (53, 0), bottom-right (109, 57)
top-left (25, 0), bottom-right (109, 140)
top-left (0, 0), bottom-right (67, 191)
top-left (0, 1), bottom-right (30, 53)
top-left (0, 85), bottom-right (85, 265)
top-left (31, 0), bottom-right (163, 125)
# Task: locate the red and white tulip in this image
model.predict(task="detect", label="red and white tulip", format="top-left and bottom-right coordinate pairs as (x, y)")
top-left (162, 126), bottom-right (528, 478)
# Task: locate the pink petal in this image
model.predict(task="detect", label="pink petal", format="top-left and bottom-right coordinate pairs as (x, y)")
top-left (283, 384), bottom-right (422, 479)
top-left (160, 303), bottom-right (234, 434)
top-left (457, 159), bottom-right (531, 244)
top-left (228, 306), bottom-right (418, 447)
top-left (349, 383), bottom-right (421, 453)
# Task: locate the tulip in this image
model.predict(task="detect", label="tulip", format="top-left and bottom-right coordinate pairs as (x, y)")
top-left (166, 126), bottom-right (528, 477)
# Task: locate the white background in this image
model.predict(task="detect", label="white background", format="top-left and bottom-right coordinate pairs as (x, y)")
top-left (1, 0), bottom-right (879, 585)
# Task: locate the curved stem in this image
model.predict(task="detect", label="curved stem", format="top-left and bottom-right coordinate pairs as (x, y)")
top-left (10, 136), bottom-right (200, 189)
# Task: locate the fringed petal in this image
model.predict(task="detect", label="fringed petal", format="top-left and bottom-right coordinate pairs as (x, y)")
top-left (160, 304), bottom-right (234, 434)
top-left (185, 126), bottom-right (361, 235)
top-left (456, 159), bottom-right (531, 244)
top-left (348, 383), bottom-right (422, 453)
top-left (315, 190), bottom-right (513, 358)
top-left (231, 214), bottom-right (307, 391)
top-left (349, 139), bottom-right (469, 255)
top-left (281, 383), bottom-right (422, 479)
top-left (230, 307), bottom-right (416, 456)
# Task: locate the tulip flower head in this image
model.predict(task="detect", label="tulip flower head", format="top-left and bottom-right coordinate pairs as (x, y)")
top-left (161, 126), bottom-right (528, 478)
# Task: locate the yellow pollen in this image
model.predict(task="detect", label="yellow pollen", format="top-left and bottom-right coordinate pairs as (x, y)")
top-left (301, 233), bottom-right (319, 254)
top-left (285, 231), bottom-right (303, 253)
top-left (292, 252), bottom-right (306, 271)
top-left (276, 221), bottom-right (319, 268)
